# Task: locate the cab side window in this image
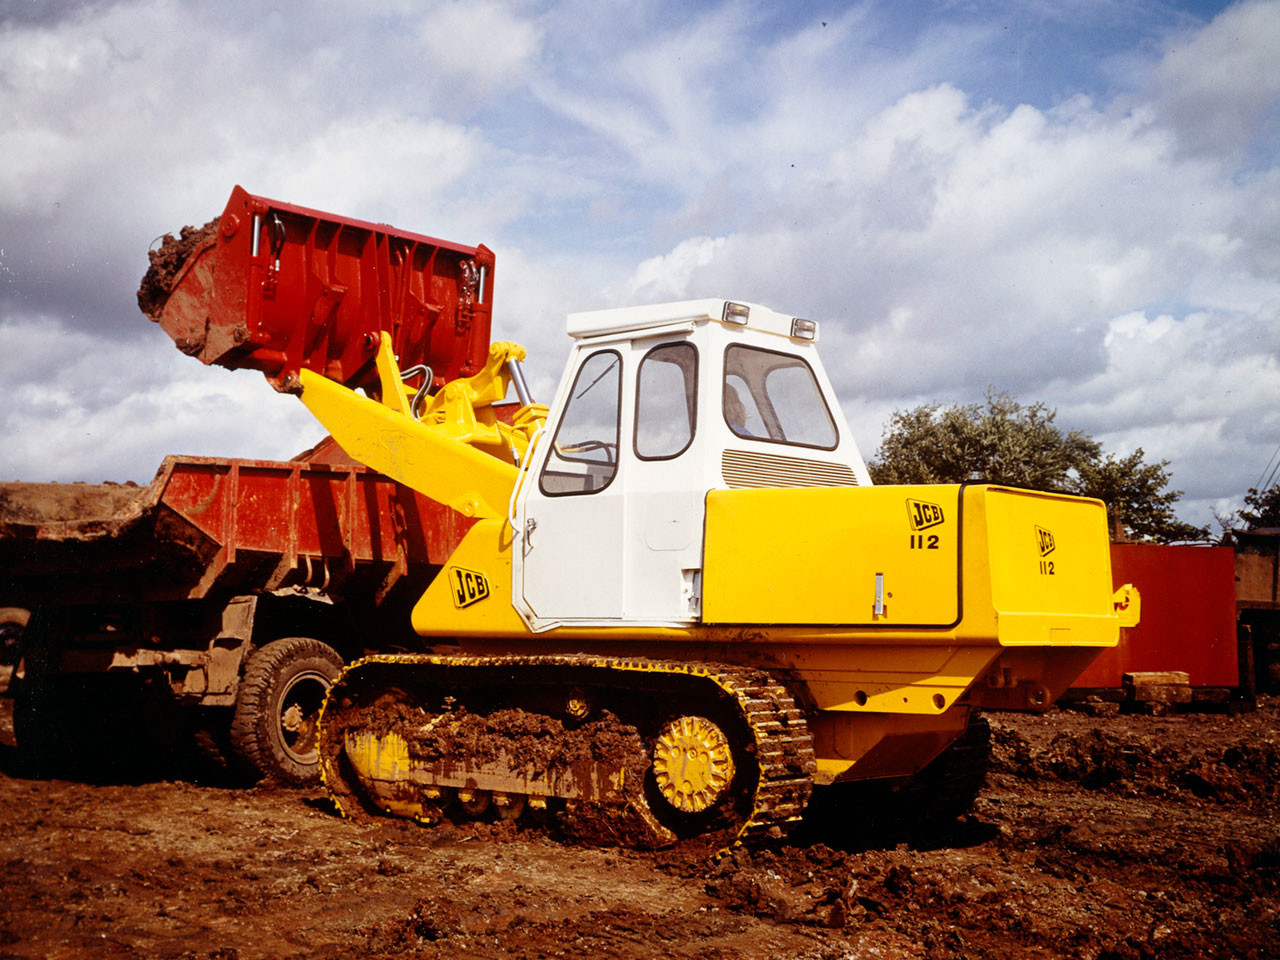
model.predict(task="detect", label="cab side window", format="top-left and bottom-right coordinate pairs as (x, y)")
top-left (635, 342), bottom-right (697, 460)
top-left (722, 345), bottom-right (837, 449)
top-left (539, 350), bottom-right (622, 495)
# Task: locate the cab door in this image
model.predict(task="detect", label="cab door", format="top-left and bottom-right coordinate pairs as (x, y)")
top-left (621, 336), bottom-right (703, 621)
top-left (517, 348), bottom-right (626, 624)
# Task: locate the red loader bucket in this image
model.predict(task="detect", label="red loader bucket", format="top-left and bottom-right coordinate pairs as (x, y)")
top-left (140, 185), bottom-right (495, 393)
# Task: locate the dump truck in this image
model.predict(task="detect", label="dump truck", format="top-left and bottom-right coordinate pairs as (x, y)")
top-left (0, 193), bottom-right (496, 782)
top-left (144, 186), bottom-right (1137, 847)
top-left (0, 445), bottom-right (483, 781)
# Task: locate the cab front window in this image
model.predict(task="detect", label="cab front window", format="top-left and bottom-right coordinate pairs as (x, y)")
top-left (635, 342), bottom-right (697, 460)
top-left (540, 350), bottom-right (622, 495)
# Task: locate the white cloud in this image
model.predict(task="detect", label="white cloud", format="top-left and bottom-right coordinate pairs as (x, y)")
top-left (1146, 0), bottom-right (1280, 159)
top-left (1057, 305), bottom-right (1280, 472)
top-left (0, 315), bottom-right (325, 483)
top-left (621, 236), bottom-right (726, 303)
top-left (255, 114), bottom-right (483, 223)
top-left (416, 0), bottom-right (543, 97)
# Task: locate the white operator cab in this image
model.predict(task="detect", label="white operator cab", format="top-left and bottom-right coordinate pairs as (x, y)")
top-left (512, 299), bottom-right (873, 632)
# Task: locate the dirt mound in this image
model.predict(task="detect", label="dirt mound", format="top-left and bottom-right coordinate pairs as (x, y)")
top-left (701, 844), bottom-right (857, 928)
top-left (137, 218), bottom-right (219, 320)
top-left (990, 706), bottom-right (1280, 808)
top-left (0, 480), bottom-right (144, 528)
top-left (692, 815), bottom-right (1280, 959)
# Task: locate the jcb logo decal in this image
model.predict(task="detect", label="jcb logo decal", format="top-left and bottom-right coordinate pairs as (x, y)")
top-left (449, 567), bottom-right (491, 608)
top-left (1036, 526), bottom-right (1056, 557)
top-left (907, 499), bottom-right (945, 531)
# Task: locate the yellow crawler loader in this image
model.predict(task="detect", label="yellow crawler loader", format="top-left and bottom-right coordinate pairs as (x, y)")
top-left (150, 187), bottom-right (1138, 848)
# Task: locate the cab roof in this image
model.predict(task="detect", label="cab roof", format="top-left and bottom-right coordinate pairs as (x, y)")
top-left (565, 299), bottom-right (815, 342)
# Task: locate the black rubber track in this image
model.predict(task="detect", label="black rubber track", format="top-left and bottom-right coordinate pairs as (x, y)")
top-left (895, 711), bottom-right (992, 833)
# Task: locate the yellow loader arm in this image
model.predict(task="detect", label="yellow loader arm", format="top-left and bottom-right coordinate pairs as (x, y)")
top-left (299, 334), bottom-right (545, 520)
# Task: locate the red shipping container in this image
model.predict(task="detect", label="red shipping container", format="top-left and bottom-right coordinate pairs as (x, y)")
top-left (1072, 543), bottom-right (1239, 689)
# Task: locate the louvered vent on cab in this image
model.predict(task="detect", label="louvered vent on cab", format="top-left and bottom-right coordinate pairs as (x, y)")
top-left (720, 449), bottom-right (859, 489)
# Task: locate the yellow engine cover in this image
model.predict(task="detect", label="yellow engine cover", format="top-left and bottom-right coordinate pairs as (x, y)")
top-left (702, 483), bottom-right (1118, 648)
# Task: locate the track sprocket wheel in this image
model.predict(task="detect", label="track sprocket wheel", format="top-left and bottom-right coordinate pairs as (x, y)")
top-left (651, 715), bottom-right (736, 815)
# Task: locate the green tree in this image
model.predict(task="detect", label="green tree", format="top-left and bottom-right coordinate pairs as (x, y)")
top-left (1237, 485), bottom-right (1280, 529)
top-left (1073, 449), bottom-right (1207, 542)
top-left (868, 391), bottom-right (1207, 543)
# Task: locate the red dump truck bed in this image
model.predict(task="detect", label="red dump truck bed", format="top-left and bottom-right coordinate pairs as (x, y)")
top-left (0, 440), bottom-right (474, 608)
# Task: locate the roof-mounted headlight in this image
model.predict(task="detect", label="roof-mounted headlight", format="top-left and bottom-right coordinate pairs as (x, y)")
top-left (722, 302), bottom-right (750, 325)
top-left (790, 318), bottom-right (818, 341)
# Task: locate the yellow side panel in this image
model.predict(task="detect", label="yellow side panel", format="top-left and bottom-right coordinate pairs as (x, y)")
top-left (411, 519), bottom-right (529, 637)
top-left (702, 486), bottom-right (962, 626)
top-left (980, 486), bottom-right (1117, 646)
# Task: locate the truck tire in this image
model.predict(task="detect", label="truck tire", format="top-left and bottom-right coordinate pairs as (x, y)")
top-left (9, 611), bottom-right (65, 775)
top-left (10, 675), bottom-right (58, 776)
top-left (230, 637), bottom-right (344, 785)
top-left (0, 609), bottom-right (28, 726)
top-left (0, 607), bottom-right (29, 667)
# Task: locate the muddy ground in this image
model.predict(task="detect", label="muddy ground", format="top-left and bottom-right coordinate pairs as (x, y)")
top-left (0, 700), bottom-right (1276, 960)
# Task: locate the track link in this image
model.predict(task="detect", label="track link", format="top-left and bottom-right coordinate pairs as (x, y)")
top-left (317, 653), bottom-right (816, 848)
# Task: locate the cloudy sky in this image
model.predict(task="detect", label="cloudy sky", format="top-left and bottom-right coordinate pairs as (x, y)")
top-left (2, 0), bottom-right (1277, 532)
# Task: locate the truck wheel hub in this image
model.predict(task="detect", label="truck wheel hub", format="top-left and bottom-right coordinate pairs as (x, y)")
top-left (277, 670), bottom-right (331, 763)
top-left (651, 716), bottom-right (735, 814)
top-left (281, 703), bottom-right (304, 732)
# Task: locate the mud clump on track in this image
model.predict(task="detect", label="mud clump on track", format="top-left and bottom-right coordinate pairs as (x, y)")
top-left (1, 700), bottom-right (1277, 959)
top-left (322, 694), bottom-right (647, 779)
top-left (323, 694), bottom-right (645, 769)
top-left (319, 695), bottom-right (657, 848)
top-left (136, 218), bottom-right (219, 320)
top-left (403, 706), bottom-right (645, 775)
